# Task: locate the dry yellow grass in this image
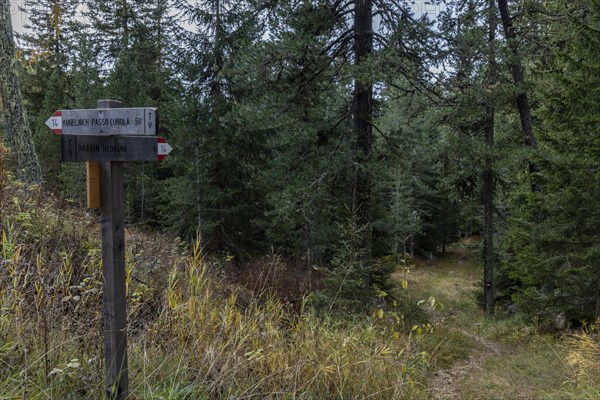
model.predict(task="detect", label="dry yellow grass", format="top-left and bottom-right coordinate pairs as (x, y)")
top-left (564, 325), bottom-right (600, 388)
top-left (0, 179), bottom-right (431, 399)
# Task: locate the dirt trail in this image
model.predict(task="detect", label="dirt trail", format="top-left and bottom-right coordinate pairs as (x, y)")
top-left (397, 248), bottom-right (507, 399)
top-left (429, 329), bottom-right (504, 399)
top-left (396, 248), bottom-right (509, 399)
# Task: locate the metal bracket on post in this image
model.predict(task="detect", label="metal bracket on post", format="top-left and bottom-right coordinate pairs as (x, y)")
top-left (99, 99), bottom-right (129, 400)
top-left (87, 161), bottom-right (100, 208)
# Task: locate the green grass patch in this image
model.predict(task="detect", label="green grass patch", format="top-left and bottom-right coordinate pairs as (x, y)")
top-left (392, 246), bottom-right (600, 399)
top-left (458, 335), bottom-right (571, 400)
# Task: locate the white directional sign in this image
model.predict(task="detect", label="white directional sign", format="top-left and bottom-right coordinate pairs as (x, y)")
top-left (46, 108), bottom-right (158, 136)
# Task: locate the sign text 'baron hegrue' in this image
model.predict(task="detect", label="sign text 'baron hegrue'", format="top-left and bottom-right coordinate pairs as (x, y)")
top-left (77, 143), bottom-right (129, 153)
top-left (61, 135), bottom-right (172, 162)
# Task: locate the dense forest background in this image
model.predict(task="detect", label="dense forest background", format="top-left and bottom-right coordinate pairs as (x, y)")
top-left (1, 0), bottom-right (599, 326)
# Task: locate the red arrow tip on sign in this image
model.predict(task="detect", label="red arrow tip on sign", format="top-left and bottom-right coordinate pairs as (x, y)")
top-left (157, 137), bottom-right (172, 160)
top-left (45, 110), bottom-right (62, 135)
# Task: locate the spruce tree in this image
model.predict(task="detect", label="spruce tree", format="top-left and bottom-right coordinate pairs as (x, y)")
top-left (436, 0), bottom-right (516, 315)
top-left (18, 0), bottom-right (82, 189)
top-left (160, 0), bottom-right (267, 255)
top-left (228, 1), bottom-right (352, 262)
top-left (501, 0), bottom-right (600, 324)
top-left (483, 0), bottom-right (499, 317)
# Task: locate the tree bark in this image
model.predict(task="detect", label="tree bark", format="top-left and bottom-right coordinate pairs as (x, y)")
top-left (483, 114), bottom-right (495, 317)
top-left (0, 135), bottom-right (5, 195)
top-left (483, 0), bottom-right (498, 317)
top-left (596, 266), bottom-right (600, 320)
top-left (352, 0), bottom-right (373, 278)
top-left (497, 0), bottom-right (540, 188)
top-left (0, 0), bottom-right (43, 184)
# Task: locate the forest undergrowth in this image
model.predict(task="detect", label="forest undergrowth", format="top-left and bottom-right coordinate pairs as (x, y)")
top-left (0, 179), bottom-right (433, 399)
top-left (1, 178), bottom-right (599, 399)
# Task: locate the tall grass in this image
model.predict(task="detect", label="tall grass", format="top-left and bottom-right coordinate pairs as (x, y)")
top-left (557, 324), bottom-right (600, 398)
top-left (141, 241), bottom-right (431, 399)
top-left (0, 179), bottom-right (430, 399)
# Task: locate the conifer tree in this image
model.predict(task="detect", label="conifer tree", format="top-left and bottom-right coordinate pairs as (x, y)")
top-left (374, 85), bottom-right (449, 260)
top-left (18, 0), bottom-right (81, 189)
top-left (483, 0), bottom-right (498, 317)
top-left (84, 0), bottom-right (134, 68)
top-left (229, 1), bottom-right (353, 262)
top-left (501, 0), bottom-right (600, 323)
top-left (437, 0), bottom-right (512, 315)
top-left (161, 0), bottom-right (267, 255)
top-left (352, 0), bottom-right (374, 277)
top-left (0, 0), bottom-right (42, 183)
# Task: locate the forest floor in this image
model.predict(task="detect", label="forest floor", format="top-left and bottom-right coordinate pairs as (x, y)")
top-left (394, 244), bottom-right (595, 400)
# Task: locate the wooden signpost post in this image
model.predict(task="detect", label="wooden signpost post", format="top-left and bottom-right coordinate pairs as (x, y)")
top-left (47, 100), bottom-right (172, 399)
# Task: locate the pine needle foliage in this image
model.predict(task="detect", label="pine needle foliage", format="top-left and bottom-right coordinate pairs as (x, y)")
top-left (499, 0), bottom-right (600, 326)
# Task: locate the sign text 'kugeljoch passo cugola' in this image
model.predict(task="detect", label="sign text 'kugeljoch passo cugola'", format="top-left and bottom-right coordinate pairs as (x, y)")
top-left (46, 107), bottom-right (158, 136)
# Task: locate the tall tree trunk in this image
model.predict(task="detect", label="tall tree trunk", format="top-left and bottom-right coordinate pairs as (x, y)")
top-left (482, 122), bottom-right (495, 316)
top-left (195, 141), bottom-right (202, 236)
top-left (0, 0), bottom-right (43, 184)
top-left (596, 266), bottom-right (600, 320)
top-left (483, 0), bottom-right (498, 317)
top-left (121, 0), bottom-right (129, 50)
top-left (0, 135), bottom-right (5, 195)
top-left (497, 0), bottom-right (539, 188)
top-left (352, 0), bottom-right (373, 279)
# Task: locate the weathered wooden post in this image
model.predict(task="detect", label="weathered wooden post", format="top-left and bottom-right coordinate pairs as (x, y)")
top-left (46, 100), bottom-right (171, 399)
top-left (98, 100), bottom-right (128, 399)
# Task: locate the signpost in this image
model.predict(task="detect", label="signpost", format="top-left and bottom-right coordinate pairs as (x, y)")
top-left (48, 100), bottom-right (171, 400)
